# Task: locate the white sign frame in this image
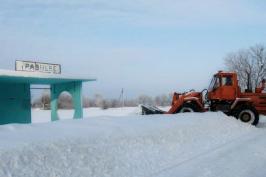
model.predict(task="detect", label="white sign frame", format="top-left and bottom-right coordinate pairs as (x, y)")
top-left (15, 60), bottom-right (61, 74)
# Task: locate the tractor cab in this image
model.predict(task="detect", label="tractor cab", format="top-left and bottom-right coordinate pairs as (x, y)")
top-left (208, 71), bottom-right (239, 101)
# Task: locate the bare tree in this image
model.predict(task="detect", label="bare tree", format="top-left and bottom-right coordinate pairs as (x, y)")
top-left (40, 92), bottom-right (51, 110)
top-left (250, 44), bottom-right (266, 88)
top-left (225, 44), bottom-right (266, 91)
top-left (33, 92), bottom-right (174, 110)
top-left (155, 94), bottom-right (172, 106)
top-left (124, 99), bottom-right (138, 107)
top-left (58, 92), bottom-right (73, 109)
top-left (137, 95), bottom-right (154, 105)
top-left (32, 97), bottom-right (42, 108)
top-left (83, 96), bottom-right (90, 108)
top-left (94, 94), bottom-right (104, 108)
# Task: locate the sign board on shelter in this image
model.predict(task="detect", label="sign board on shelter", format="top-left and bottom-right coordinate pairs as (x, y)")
top-left (15, 60), bottom-right (61, 74)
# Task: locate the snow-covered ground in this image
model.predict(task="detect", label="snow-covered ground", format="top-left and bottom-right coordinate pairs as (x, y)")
top-left (1, 107), bottom-right (266, 177)
top-left (31, 107), bottom-right (142, 123)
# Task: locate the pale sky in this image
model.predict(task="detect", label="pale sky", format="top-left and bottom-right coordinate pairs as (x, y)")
top-left (1, 0), bottom-right (266, 98)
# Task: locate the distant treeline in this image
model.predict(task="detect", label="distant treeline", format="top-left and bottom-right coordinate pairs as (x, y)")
top-left (32, 92), bottom-right (172, 110)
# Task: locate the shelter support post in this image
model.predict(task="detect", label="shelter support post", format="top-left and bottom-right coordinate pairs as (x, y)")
top-left (50, 81), bottom-right (83, 121)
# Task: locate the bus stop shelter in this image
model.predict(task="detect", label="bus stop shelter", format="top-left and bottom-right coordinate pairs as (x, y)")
top-left (0, 69), bottom-right (96, 125)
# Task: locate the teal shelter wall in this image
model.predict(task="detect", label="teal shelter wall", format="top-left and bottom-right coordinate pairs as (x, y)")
top-left (51, 81), bottom-right (83, 121)
top-left (0, 83), bottom-right (31, 124)
top-left (0, 71), bottom-right (93, 125)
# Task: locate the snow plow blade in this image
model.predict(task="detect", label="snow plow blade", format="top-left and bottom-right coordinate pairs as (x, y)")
top-left (141, 105), bottom-right (165, 115)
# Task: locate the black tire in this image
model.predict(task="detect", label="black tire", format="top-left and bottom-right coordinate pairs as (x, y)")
top-left (234, 105), bottom-right (259, 126)
top-left (178, 103), bottom-right (199, 113)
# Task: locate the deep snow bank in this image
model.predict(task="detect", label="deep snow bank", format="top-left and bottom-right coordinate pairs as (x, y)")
top-left (0, 111), bottom-right (263, 177)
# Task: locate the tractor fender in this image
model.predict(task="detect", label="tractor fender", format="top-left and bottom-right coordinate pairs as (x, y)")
top-left (231, 98), bottom-right (252, 110)
top-left (183, 97), bottom-right (204, 111)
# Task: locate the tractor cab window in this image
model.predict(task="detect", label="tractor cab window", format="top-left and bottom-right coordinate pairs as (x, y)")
top-left (222, 76), bottom-right (233, 86)
top-left (208, 76), bottom-right (220, 91)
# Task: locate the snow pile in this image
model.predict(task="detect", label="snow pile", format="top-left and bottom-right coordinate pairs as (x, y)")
top-left (0, 109), bottom-right (264, 177)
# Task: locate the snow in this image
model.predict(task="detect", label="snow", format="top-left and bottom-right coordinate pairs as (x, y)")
top-left (0, 69), bottom-right (96, 81)
top-left (0, 107), bottom-right (266, 177)
top-left (31, 107), bottom-right (141, 123)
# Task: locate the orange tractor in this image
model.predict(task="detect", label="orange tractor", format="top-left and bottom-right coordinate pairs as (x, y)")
top-left (141, 71), bottom-right (266, 126)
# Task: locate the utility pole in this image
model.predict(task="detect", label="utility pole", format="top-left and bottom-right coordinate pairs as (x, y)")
top-left (119, 88), bottom-right (125, 108)
top-left (121, 88), bottom-right (125, 108)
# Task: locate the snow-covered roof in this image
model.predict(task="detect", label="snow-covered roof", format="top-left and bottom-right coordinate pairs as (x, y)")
top-left (0, 69), bottom-right (96, 84)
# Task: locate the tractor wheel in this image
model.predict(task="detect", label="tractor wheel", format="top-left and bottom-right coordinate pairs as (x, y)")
top-left (178, 103), bottom-right (199, 113)
top-left (235, 106), bottom-right (259, 126)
